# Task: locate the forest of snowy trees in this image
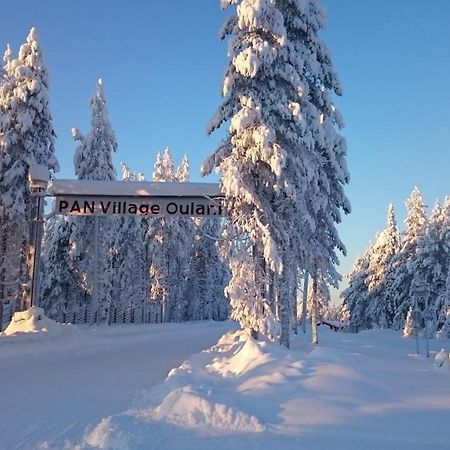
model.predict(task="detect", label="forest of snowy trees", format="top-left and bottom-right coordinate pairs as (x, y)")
top-left (1, 1), bottom-right (353, 348)
top-left (0, 29), bottom-right (229, 329)
top-left (342, 187), bottom-right (450, 339)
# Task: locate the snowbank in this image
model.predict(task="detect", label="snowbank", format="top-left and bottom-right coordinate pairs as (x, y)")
top-left (3, 306), bottom-right (63, 336)
top-left (70, 328), bottom-right (450, 450)
top-left (434, 348), bottom-right (449, 368)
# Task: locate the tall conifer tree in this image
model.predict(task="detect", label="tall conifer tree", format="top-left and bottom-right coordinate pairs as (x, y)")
top-left (0, 29), bottom-right (58, 323)
top-left (69, 79), bottom-right (117, 324)
top-left (203, 0), bottom-right (349, 347)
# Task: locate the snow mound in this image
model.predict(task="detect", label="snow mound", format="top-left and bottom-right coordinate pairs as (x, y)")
top-left (3, 306), bottom-right (76, 337)
top-left (207, 331), bottom-right (271, 377)
top-left (81, 417), bottom-right (130, 450)
top-left (149, 386), bottom-right (264, 432)
top-left (434, 348), bottom-right (449, 368)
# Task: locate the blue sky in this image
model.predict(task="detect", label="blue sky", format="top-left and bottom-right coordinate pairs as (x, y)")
top-left (2, 0), bottom-right (450, 285)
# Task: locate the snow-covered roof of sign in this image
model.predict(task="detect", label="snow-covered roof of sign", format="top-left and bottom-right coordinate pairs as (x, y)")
top-left (47, 180), bottom-right (223, 198)
top-left (29, 163), bottom-right (50, 183)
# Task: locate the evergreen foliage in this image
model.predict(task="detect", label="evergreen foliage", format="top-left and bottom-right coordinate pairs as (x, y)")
top-left (344, 187), bottom-right (450, 338)
top-left (203, 0), bottom-right (349, 347)
top-left (50, 79), bottom-right (118, 324)
top-left (0, 28), bottom-right (58, 325)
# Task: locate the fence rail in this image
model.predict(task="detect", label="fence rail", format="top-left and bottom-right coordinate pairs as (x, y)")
top-left (1, 301), bottom-right (164, 330)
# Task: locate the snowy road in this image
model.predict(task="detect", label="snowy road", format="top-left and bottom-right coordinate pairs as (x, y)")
top-left (0, 321), bottom-right (235, 450)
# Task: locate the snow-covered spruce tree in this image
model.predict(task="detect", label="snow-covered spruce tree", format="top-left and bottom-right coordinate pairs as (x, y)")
top-left (340, 248), bottom-right (371, 331)
top-left (113, 214), bottom-right (146, 322)
top-left (148, 150), bottom-right (195, 322)
top-left (70, 79), bottom-right (117, 324)
top-left (203, 0), bottom-right (349, 348)
top-left (0, 45), bottom-right (22, 327)
top-left (339, 301), bottom-right (350, 324)
top-left (389, 186), bottom-right (428, 329)
top-left (435, 196), bottom-right (450, 333)
top-left (107, 163), bottom-right (148, 323)
top-left (40, 215), bottom-right (80, 321)
top-left (186, 218), bottom-right (230, 321)
top-left (365, 203), bottom-right (401, 328)
top-left (408, 201), bottom-right (447, 334)
top-left (402, 306), bottom-right (414, 338)
top-left (0, 29), bottom-right (58, 321)
top-left (307, 269), bottom-right (330, 323)
top-left (437, 264), bottom-right (450, 340)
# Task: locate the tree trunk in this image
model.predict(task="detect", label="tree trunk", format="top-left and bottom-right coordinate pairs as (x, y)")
top-left (0, 225), bottom-right (6, 331)
top-left (278, 260), bottom-right (290, 349)
top-left (311, 274), bottom-right (318, 344)
top-left (252, 243), bottom-right (262, 340)
top-left (291, 268), bottom-right (298, 335)
top-left (301, 272), bottom-right (309, 334)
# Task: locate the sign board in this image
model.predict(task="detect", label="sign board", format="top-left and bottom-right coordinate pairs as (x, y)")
top-left (47, 180), bottom-right (226, 218)
top-left (55, 196), bottom-right (225, 217)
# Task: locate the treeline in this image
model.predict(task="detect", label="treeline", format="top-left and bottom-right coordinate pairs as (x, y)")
top-left (341, 187), bottom-right (450, 338)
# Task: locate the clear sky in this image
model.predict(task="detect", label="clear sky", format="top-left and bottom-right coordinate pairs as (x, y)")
top-left (2, 0), bottom-right (450, 290)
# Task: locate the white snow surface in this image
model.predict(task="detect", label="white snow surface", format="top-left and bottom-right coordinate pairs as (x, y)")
top-left (46, 180), bottom-right (223, 198)
top-left (3, 306), bottom-right (72, 336)
top-left (0, 319), bottom-right (235, 450)
top-left (2, 319), bottom-right (450, 450)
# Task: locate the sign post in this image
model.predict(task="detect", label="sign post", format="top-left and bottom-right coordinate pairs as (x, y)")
top-left (414, 285), bottom-right (430, 357)
top-left (28, 164), bottom-right (49, 308)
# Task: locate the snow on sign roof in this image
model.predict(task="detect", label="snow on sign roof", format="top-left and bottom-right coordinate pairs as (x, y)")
top-left (47, 180), bottom-right (223, 198)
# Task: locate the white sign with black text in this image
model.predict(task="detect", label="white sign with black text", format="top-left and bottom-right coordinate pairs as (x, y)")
top-left (55, 196), bottom-right (225, 217)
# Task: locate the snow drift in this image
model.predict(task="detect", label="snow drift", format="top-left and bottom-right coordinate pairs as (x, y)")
top-left (2, 306), bottom-right (76, 336)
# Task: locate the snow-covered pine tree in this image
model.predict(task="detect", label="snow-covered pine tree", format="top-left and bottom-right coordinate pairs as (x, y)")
top-left (339, 301), bottom-right (350, 324)
top-left (70, 79), bottom-right (117, 324)
top-left (113, 214), bottom-right (146, 322)
top-left (107, 162), bottom-right (148, 323)
top-left (40, 215), bottom-right (80, 321)
top-left (408, 201), bottom-right (447, 334)
top-left (365, 203), bottom-right (401, 328)
top-left (0, 45), bottom-right (21, 327)
top-left (72, 79), bottom-right (116, 181)
top-left (148, 150), bottom-right (194, 322)
top-left (340, 249), bottom-right (371, 331)
top-left (186, 218), bottom-right (230, 321)
top-left (435, 196), bottom-right (450, 333)
top-left (403, 306), bottom-right (414, 338)
top-left (203, 0), bottom-right (349, 348)
top-left (307, 269), bottom-right (330, 323)
top-left (153, 148), bottom-right (176, 182)
top-left (170, 153), bottom-right (196, 322)
top-left (283, 1), bottom-right (350, 344)
top-left (389, 186), bottom-right (428, 329)
top-left (0, 29), bottom-right (58, 322)
top-left (437, 265), bottom-right (450, 340)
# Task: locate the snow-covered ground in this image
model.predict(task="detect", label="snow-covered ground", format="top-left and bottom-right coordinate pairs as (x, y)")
top-left (0, 316), bottom-right (235, 450)
top-left (1, 315), bottom-right (450, 450)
